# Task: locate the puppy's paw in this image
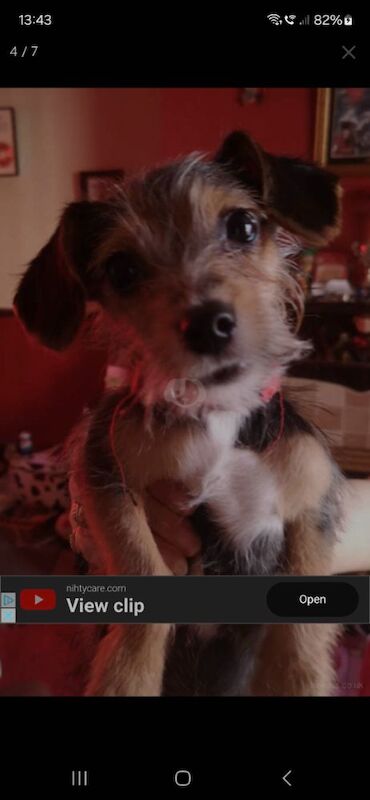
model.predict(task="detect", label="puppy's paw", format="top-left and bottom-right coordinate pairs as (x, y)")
top-left (203, 449), bottom-right (284, 559)
top-left (85, 623), bottom-right (172, 697)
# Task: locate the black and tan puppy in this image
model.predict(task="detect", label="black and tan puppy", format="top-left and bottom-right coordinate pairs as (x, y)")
top-left (14, 131), bottom-right (343, 696)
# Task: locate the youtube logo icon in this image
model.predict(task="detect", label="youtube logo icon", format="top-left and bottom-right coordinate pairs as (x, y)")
top-left (20, 589), bottom-right (56, 611)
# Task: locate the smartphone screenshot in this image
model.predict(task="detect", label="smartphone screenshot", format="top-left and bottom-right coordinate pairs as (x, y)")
top-left (0, 7), bottom-right (369, 793)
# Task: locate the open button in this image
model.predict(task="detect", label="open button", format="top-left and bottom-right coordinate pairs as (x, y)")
top-left (267, 581), bottom-right (359, 618)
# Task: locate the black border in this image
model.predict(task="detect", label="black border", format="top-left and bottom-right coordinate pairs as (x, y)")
top-left (1, 696), bottom-right (369, 791)
top-left (1, 8), bottom-right (368, 87)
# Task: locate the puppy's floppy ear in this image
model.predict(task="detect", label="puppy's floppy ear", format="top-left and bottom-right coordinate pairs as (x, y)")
top-left (14, 201), bottom-right (113, 350)
top-left (214, 130), bottom-right (341, 246)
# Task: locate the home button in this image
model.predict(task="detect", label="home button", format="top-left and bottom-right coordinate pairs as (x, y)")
top-left (174, 769), bottom-right (192, 788)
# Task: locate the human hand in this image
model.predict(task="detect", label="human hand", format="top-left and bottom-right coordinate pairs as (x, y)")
top-left (145, 480), bottom-right (203, 576)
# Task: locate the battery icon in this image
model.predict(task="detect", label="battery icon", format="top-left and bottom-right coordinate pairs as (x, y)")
top-left (344, 15), bottom-right (353, 25)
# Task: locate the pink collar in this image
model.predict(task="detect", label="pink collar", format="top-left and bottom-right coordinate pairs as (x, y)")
top-left (260, 373), bottom-right (281, 404)
top-left (260, 374), bottom-right (285, 453)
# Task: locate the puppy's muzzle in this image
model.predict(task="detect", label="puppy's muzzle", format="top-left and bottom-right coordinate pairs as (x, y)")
top-left (180, 300), bottom-right (236, 355)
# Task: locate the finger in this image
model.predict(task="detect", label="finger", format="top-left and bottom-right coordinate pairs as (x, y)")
top-left (188, 555), bottom-right (204, 575)
top-left (146, 493), bottom-right (201, 558)
top-left (147, 480), bottom-right (193, 514)
top-left (154, 534), bottom-right (189, 576)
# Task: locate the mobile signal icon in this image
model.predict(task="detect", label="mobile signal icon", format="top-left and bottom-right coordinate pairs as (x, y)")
top-left (299, 14), bottom-right (310, 25)
top-left (267, 14), bottom-right (282, 25)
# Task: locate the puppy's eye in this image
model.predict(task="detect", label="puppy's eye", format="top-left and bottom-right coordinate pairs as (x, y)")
top-left (105, 252), bottom-right (143, 294)
top-left (225, 209), bottom-right (259, 245)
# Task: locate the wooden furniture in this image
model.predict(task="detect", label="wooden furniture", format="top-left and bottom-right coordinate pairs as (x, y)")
top-left (290, 300), bottom-right (370, 391)
top-left (289, 299), bottom-right (370, 474)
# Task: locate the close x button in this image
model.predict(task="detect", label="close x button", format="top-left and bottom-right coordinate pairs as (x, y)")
top-left (267, 581), bottom-right (359, 618)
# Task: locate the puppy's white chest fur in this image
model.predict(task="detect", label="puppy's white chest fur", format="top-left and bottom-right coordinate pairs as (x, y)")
top-left (181, 410), bottom-right (283, 562)
top-left (124, 407), bottom-right (284, 566)
top-left (178, 410), bottom-right (242, 488)
top-left (113, 403), bottom-right (283, 572)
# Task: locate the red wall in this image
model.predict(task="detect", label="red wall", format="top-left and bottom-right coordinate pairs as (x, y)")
top-left (159, 88), bottom-right (316, 161)
top-left (0, 316), bottom-right (106, 449)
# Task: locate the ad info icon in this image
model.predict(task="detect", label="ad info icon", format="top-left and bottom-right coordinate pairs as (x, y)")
top-left (20, 589), bottom-right (56, 611)
top-left (1, 593), bottom-right (16, 607)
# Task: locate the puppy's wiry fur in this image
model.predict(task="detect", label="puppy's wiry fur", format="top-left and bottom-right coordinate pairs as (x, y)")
top-left (14, 131), bottom-right (343, 696)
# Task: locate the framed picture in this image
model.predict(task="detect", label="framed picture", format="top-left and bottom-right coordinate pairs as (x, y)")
top-left (314, 88), bottom-right (370, 175)
top-left (0, 108), bottom-right (18, 176)
top-left (79, 169), bottom-right (124, 201)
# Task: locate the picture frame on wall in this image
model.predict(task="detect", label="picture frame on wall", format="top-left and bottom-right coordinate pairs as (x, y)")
top-left (0, 108), bottom-right (18, 176)
top-left (314, 88), bottom-right (370, 175)
top-left (79, 170), bottom-right (124, 201)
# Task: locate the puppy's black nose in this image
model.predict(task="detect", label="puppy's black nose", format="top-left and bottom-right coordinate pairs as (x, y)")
top-left (181, 301), bottom-right (236, 355)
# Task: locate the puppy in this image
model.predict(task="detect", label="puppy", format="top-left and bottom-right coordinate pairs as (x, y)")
top-left (14, 131), bottom-right (344, 696)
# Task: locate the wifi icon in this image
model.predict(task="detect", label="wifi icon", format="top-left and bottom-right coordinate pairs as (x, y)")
top-left (267, 13), bottom-right (282, 25)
